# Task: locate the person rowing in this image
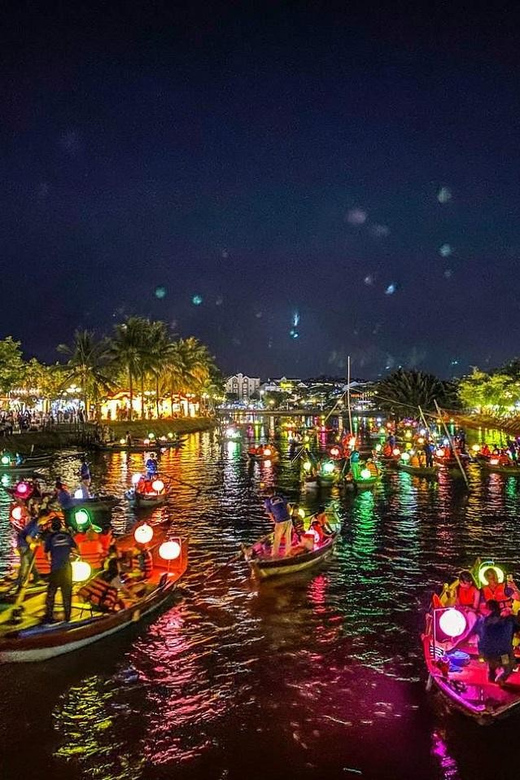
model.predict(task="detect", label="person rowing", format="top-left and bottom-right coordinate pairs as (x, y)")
top-left (263, 487), bottom-right (292, 557)
top-left (145, 452), bottom-right (158, 479)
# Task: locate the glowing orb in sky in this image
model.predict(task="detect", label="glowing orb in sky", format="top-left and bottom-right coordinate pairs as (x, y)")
top-left (385, 283), bottom-right (397, 295)
top-left (439, 244), bottom-right (452, 257)
top-left (192, 295), bottom-right (203, 305)
top-left (437, 187), bottom-right (452, 203)
top-left (155, 286), bottom-right (167, 299)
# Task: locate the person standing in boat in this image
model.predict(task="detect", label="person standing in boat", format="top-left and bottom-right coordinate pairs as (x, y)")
top-left (125, 430), bottom-right (133, 446)
top-left (476, 600), bottom-right (520, 684)
top-left (42, 517), bottom-right (78, 624)
top-left (79, 456), bottom-right (91, 488)
top-left (264, 488), bottom-right (292, 557)
top-left (145, 452), bottom-right (158, 479)
top-left (423, 441), bottom-right (434, 468)
top-left (55, 480), bottom-right (73, 511)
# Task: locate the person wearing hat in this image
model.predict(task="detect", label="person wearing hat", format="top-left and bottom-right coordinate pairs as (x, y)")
top-left (42, 516), bottom-right (78, 624)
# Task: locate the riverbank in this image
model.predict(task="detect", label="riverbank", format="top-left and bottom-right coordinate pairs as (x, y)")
top-left (0, 417), bottom-right (216, 454)
top-left (455, 413), bottom-right (520, 435)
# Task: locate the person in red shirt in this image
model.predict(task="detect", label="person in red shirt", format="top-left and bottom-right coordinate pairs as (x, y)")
top-left (455, 570), bottom-right (480, 611)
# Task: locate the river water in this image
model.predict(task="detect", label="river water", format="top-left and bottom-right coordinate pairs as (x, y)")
top-left (1, 426), bottom-right (520, 780)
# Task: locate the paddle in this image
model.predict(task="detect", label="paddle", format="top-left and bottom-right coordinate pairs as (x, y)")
top-left (7, 549), bottom-right (38, 624)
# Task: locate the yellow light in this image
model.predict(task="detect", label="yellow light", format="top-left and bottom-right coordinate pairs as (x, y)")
top-left (71, 560), bottom-right (92, 583)
top-left (478, 564), bottom-right (505, 587)
top-left (392, 448), bottom-right (400, 456)
top-left (405, 431), bottom-right (412, 440)
top-left (120, 438), bottom-right (126, 445)
top-left (298, 508), bottom-right (305, 518)
top-left (264, 448), bottom-right (272, 456)
top-left (490, 458), bottom-right (499, 465)
top-left (303, 461), bottom-right (311, 472)
top-left (472, 444), bottom-right (481, 452)
top-left (417, 437), bottom-right (425, 444)
top-left (134, 523), bottom-right (154, 545)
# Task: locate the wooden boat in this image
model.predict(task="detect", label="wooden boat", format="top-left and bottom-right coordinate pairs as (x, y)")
top-left (247, 446), bottom-right (279, 462)
top-left (127, 477), bottom-right (170, 508)
top-left (397, 463), bottom-right (438, 476)
top-left (100, 439), bottom-right (185, 453)
top-left (0, 535), bottom-right (187, 662)
top-left (422, 560), bottom-right (520, 723)
top-left (242, 532), bottom-right (338, 580)
top-left (0, 462), bottom-right (47, 475)
top-left (348, 462), bottom-right (379, 489)
top-left (481, 460), bottom-right (520, 476)
top-left (68, 495), bottom-right (119, 512)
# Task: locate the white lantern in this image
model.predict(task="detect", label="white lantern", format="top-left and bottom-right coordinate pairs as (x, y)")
top-left (159, 540), bottom-right (181, 560)
top-left (71, 560), bottom-right (92, 583)
top-left (134, 523), bottom-right (154, 545)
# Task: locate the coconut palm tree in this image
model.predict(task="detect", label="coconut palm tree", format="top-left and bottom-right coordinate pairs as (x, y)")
top-left (136, 320), bottom-right (173, 418)
top-left (161, 337), bottom-right (215, 415)
top-left (57, 330), bottom-right (114, 420)
top-left (108, 318), bottom-right (148, 421)
top-left (374, 369), bottom-right (458, 417)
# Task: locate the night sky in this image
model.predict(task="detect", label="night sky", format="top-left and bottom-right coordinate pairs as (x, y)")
top-left (2, 2), bottom-right (520, 379)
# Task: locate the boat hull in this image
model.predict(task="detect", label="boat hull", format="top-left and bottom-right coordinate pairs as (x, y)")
top-left (481, 464), bottom-right (520, 476)
top-left (398, 464), bottom-right (437, 476)
top-left (244, 535), bottom-right (337, 580)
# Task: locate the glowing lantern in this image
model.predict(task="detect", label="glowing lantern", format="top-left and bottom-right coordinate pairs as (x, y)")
top-left (11, 506), bottom-right (23, 522)
top-left (71, 560), bottom-right (92, 583)
top-left (417, 437), bottom-right (425, 444)
top-left (120, 438), bottom-right (126, 445)
top-left (375, 443), bottom-right (382, 452)
top-left (264, 448), bottom-right (272, 456)
top-left (143, 438), bottom-right (150, 445)
top-left (151, 479), bottom-right (165, 493)
top-left (401, 452), bottom-right (410, 462)
top-left (1, 455), bottom-right (10, 466)
top-left (405, 431), bottom-right (412, 440)
top-left (134, 523), bottom-right (153, 545)
top-left (158, 540), bottom-right (182, 560)
top-left (392, 448), bottom-right (400, 457)
top-left (490, 458), bottom-right (499, 466)
top-left (323, 461), bottom-right (335, 474)
top-left (360, 468), bottom-right (372, 479)
top-left (330, 447), bottom-right (340, 457)
top-left (74, 489), bottom-right (84, 499)
top-left (74, 509), bottom-right (91, 530)
top-left (132, 473), bottom-right (143, 486)
top-left (472, 444), bottom-right (481, 453)
top-left (149, 433), bottom-right (155, 440)
top-left (303, 461), bottom-right (311, 472)
top-left (478, 563), bottom-right (505, 587)
top-left (298, 507), bottom-right (306, 518)
top-left (439, 608), bottom-right (467, 638)
top-left (436, 449), bottom-right (445, 457)
top-left (168, 432), bottom-right (173, 439)
top-left (264, 460), bottom-right (272, 467)
top-left (16, 482), bottom-right (29, 496)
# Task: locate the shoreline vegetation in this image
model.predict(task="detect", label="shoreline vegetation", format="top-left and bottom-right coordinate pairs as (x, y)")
top-left (1, 417), bottom-right (217, 454)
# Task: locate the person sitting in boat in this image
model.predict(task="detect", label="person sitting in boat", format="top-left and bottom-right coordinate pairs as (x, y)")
top-left (79, 558), bottom-right (131, 612)
top-left (75, 481), bottom-right (91, 500)
top-left (455, 570), bottom-right (480, 611)
top-left (480, 443), bottom-right (491, 458)
top-left (480, 568), bottom-right (520, 615)
top-left (476, 600), bottom-right (520, 684)
top-left (365, 458), bottom-right (379, 476)
top-left (125, 430), bottom-right (133, 446)
top-left (310, 506), bottom-right (334, 542)
top-left (264, 488), bottom-right (292, 557)
top-left (290, 504), bottom-right (305, 542)
top-left (54, 480), bottom-right (73, 511)
top-left (79, 456), bottom-right (91, 487)
top-left (145, 452), bottom-right (158, 479)
top-left (382, 443), bottom-right (393, 458)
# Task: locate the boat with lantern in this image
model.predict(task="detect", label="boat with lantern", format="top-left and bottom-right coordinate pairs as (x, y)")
top-left (242, 529), bottom-right (338, 580)
top-left (397, 452), bottom-right (438, 476)
top-left (480, 457), bottom-right (520, 476)
top-left (100, 435), bottom-right (186, 452)
top-left (422, 559), bottom-right (520, 723)
top-left (127, 475), bottom-right (170, 508)
top-left (0, 528), bottom-right (187, 663)
top-left (347, 461), bottom-right (380, 489)
top-left (68, 494), bottom-right (120, 512)
top-left (247, 445), bottom-right (279, 462)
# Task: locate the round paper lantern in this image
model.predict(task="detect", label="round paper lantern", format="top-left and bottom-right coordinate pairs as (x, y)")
top-left (264, 448), bottom-right (272, 456)
top-left (74, 488), bottom-right (84, 499)
top-left (149, 432), bottom-right (155, 440)
top-left (323, 461), bottom-right (335, 474)
top-left (331, 447), bottom-right (340, 457)
top-left (303, 461), bottom-right (311, 472)
top-left (119, 438), bottom-right (126, 445)
top-left (436, 448), bottom-right (445, 457)
top-left (472, 444), bottom-right (480, 453)
top-left (132, 472), bottom-right (143, 486)
top-left (152, 479), bottom-right (165, 493)
top-left (11, 505), bottom-right (23, 522)
top-left (392, 448), bottom-right (400, 456)
top-left (134, 523), bottom-right (153, 545)
top-left (439, 608), bottom-right (467, 638)
top-left (168, 432), bottom-right (173, 439)
top-left (401, 452), bottom-right (410, 462)
top-left (74, 509), bottom-right (90, 530)
top-left (375, 443), bottom-right (382, 452)
top-left (159, 540), bottom-right (181, 560)
top-left (71, 560), bottom-right (92, 583)
top-left (16, 482), bottom-right (29, 496)
top-left (1, 455), bottom-right (10, 465)
top-left (360, 468), bottom-right (372, 480)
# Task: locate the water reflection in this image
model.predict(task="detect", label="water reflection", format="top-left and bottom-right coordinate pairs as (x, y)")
top-left (3, 430), bottom-right (520, 778)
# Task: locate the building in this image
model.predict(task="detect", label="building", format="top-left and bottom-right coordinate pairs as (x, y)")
top-left (225, 373), bottom-right (261, 401)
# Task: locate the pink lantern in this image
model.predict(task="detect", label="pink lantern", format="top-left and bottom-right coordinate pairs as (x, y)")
top-left (16, 482), bottom-right (29, 495)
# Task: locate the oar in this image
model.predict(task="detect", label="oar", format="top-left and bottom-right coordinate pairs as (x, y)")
top-left (7, 549), bottom-right (38, 624)
top-left (201, 530), bottom-right (274, 584)
top-left (168, 475), bottom-right (201, 495)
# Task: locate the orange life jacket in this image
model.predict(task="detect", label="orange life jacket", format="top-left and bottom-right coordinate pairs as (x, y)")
top-left (77, 539), bottom-right (104, 569)
top-left (456, 584), bottom-right (478, 607)
top-left (78, 575), bottom-right (119, 611)
top-left (481, 582), bottom-right (512, 611)
top-left (34, 544), bottom-right (51, 575)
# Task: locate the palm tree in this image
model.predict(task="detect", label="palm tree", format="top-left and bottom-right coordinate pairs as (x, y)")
top-left (57, 330), bottom-right (114, 420)
top-left (137, 320), bottom-right (173, 419)
top-left (160, 337), bottom-right (215, 416)
top-left (108, 318), bottom-right (148, 421)
top-left (374, 369), bottom-right (458, 417)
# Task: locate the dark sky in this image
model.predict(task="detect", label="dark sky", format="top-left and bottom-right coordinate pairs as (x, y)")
top-left (2, 1), bottom-right (520, 379)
